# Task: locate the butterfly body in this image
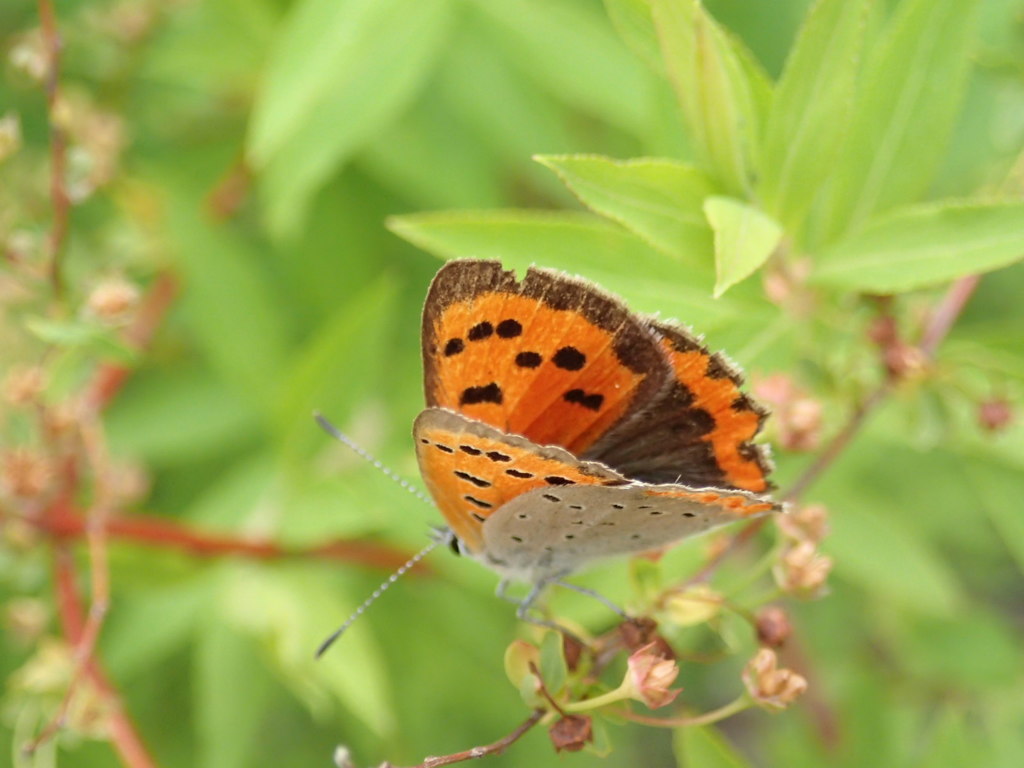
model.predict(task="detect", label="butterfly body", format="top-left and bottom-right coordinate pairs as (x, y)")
top-left (415, 260), bottom-right (780, 586)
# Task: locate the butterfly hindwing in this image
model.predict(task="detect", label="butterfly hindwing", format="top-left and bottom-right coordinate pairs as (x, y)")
top-left (585, 321), bottom-right (773, 492)
top-left (482, 480), bottom-right (778, 580)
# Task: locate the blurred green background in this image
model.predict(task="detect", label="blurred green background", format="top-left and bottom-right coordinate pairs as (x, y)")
top-left (2, 0), bottom-right (1023, 766)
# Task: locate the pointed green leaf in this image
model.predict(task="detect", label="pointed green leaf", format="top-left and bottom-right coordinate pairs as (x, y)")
top-left (704, 196), bottom-right (783, 297)
top-left (388, 210), bottom-right (748, 328)
top-left (650, 0), bottom-right (767, 194)
top-left (813, 201), bottom-right (1024, 293)
top-left (603, 0), bottom-right (664, 73)
top-left (817, 0), bottom-right (981, 241)
top-left (248, 0), bottom-right (452, 236)
top-left (759, 0), bottom-right (870, 230)
top-left (475, 0), bottom-right (652, 136)
top-left (535, 154), bottom-right (717, 259)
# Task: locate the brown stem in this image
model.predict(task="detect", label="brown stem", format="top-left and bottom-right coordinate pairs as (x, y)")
top-left (37, 0), bottom-right (70, 300)
top-left (32, 495), bottom-right (429, 572)
top-left (690, 274), bottom-right (983, 583)
top-left (384, 710), bottom-right (545, 768)
top-left (919, 275), bottom-right (980, 357)
top-left (39, 545), bottom-right (158, 768)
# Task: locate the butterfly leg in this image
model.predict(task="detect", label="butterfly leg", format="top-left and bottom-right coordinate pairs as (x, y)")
top-left (511, 579), bottom-right (589, 644)
top-left (554, 580), bottom-right (629, 619)
top-left (494, 579), bottom-right (520, 604)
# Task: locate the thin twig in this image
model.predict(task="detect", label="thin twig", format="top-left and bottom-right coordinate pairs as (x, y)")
top-left (689, 274), bottom-right (983, 583)
top-left (387, 710), bottom-right (545, 768)
top-left (37, 0), bottom-right (70, 299)
top-left (87, 272), bottom-right (179, 409)
top-left (39, 545), bottom-right (158, 768)
top-left (919, 275), bottom-right (980, 357)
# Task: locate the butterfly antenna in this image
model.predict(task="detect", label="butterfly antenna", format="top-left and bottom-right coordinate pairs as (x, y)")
top-left (315, 529), bottom-right (453, 658)
top-left (313, 411), bottom-right (433, 506)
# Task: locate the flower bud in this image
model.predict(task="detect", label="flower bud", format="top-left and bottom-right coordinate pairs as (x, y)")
top-left (978, 398), bottom-right (1013, 432)
top-left (755, 606), bottom-right (792, 648)
top-left (776, 503), bottom-right (829, 544)
top-left (1, 448), bottom-right (52, 498)
top-left (663, 585), bottom-right (722, 627)
top-left (742, 648), bottom-right (807, 711)
top-left (549, 714), bottom-right (592, 753)
top-left (86, 277), bottom-right (140, 324)
top-left (5, 598), bottom-right (49, 646)
top-left (775, 541), bottom-right (832, 599)
top-left (622, 643), bottom-right (681, 709)
top-left (2, 366), bottom-right (46, 406)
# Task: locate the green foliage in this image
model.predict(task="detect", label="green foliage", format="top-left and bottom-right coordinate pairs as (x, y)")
top-left (2, 0), bottom-right (1024, 767)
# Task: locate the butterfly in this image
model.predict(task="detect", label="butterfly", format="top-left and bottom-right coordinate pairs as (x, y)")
top-left (414, 259), bottom-right (779, 614)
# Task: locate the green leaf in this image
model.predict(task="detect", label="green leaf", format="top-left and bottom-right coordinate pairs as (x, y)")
top-left (248, 0), bottom-right (453, 236)
top-left (220, 565), bottom-right (394, 734)
top-left (704, 196), bottom-right (783, 297)
top-left (816, 0), bottom-right (981, 242)
top-left (539, 631), bottom-right (568, 696)
top-left (168, 195), bottom-right (290, 407)
top-left (194, 620), bottom-right (273, 768)
top-left (603, 0), bottom-right (664, 74)
top-left (813, 201), bottom-right (1024, 293)
top-left (474, 0), bottom-right (652, 137)
top-left (828, 504), bottom-right (964, 616)
top-left (388, 209), bottom-right (750, 328)
top-left (535, 154), bottom-right (717, 260)
top-left (963, 459), bottom-right (1024, 576)
top-left (675, 725), bottom-right (752, 768)
top-left (650, 0), bottom-right (767, 194)
top-left (758, 0), bottom-right (870, 230)
top-left (273, 276), bottom-right (398, 462)
top-left (24, 317), bottom-right (137, 364)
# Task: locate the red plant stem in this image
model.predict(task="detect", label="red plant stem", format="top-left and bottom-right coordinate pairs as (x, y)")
top-left (919, 275), bottom-right (980, 357)
top-left (50, 545), bottom-right (158, 768)
top-left (87, 272), bottom-right (179, 410)
top-left (37, 0), bottom-right (70, 300)
top-left (36, 495), bottom-right (428, 572)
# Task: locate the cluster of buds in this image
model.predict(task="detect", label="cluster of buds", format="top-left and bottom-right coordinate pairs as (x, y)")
top-left (743, 648), bottom-right (807, 712)
top-left (867, 315), bottom-right (927, 381)
top-left (86, 276), bottom-right (141, 325)
top-left (775, 504), bottom-right (832, 599)
top-left (754, 373), bottom-right (823, 452)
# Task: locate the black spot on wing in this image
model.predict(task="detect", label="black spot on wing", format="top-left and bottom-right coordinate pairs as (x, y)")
top-left (468, 322), bottom-right (493, 341)
top-left (464, 495), bottom-right (492, 509)
top-left (506, 468), bottom-right (534, 479)
top-left (496, 319), bottom-right (523, 338)
top-left (444, 338), bottom-right (464, 356)
top-left (461, 383), bottom-right (503, 405)
top-left (544, 476), bottom-right (574, 486)
top-left (564, 389), bottom-right (604, 411)
top-left (553, 346), bottom-right (586, 370)
top-left (515, 351), bottom-right (542, 368)
top-left (454, 471), bottom-right (491, 488)
top-left (486, 451), bottom-right (511, 463)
